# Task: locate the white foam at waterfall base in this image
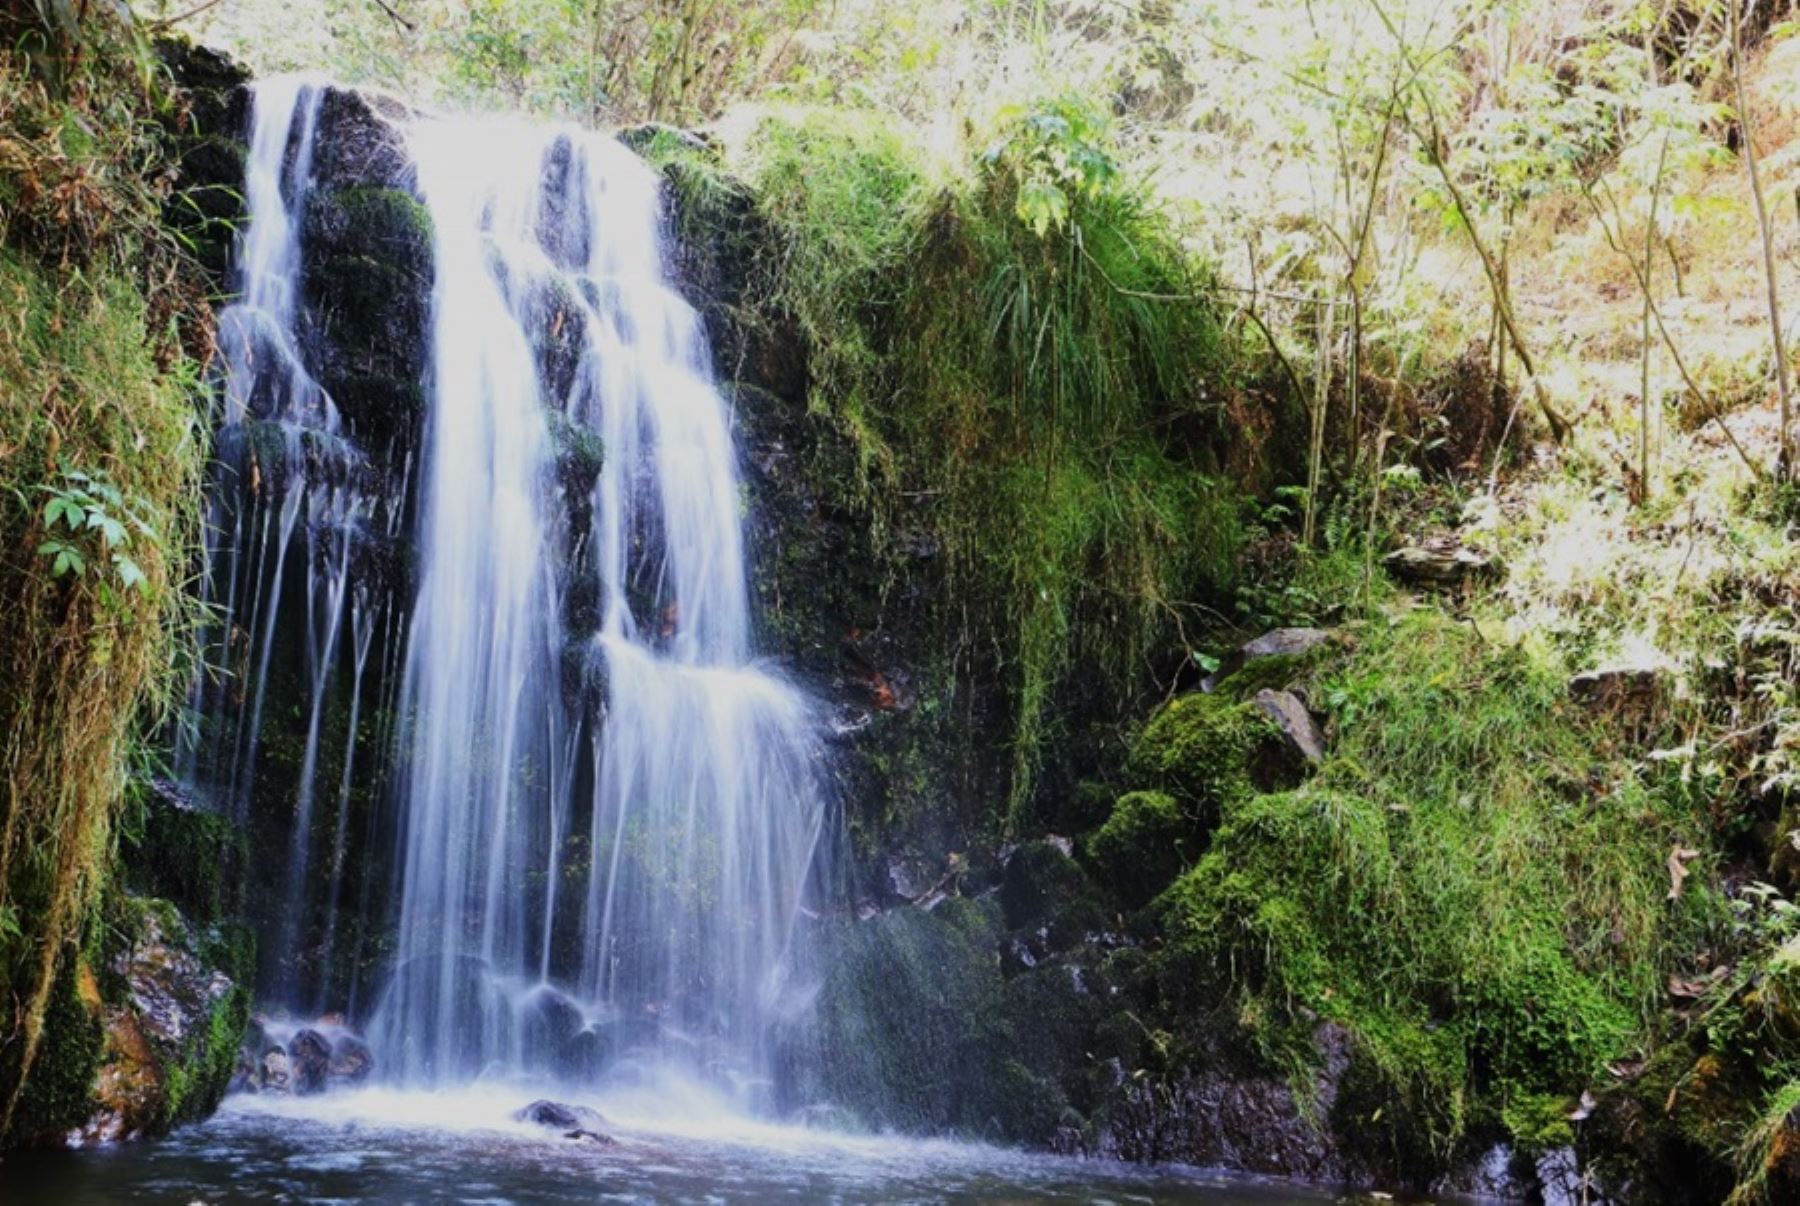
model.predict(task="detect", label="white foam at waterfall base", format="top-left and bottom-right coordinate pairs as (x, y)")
top-left (370, 111), bottom-right (829, 1101)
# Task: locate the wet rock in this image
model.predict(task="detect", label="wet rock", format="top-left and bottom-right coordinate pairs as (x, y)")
top-left (515, 1099), bottom-right (608, 1131)
top-left (308, 87), bottom-right (415, 192)
top-left (287, 1028), bottom-right (332, 1095)
top-left (1384, 538), bottom-right (1500, 590)
top-left (1250, 689), bottom-right (1326, 766)
top-left (328, 1032), bottom-right (375, 1085)
top-left (260, 1046), bottom-right (292, 1094)
top-left (74, 901), bottom-right (248, 1142)
top-left (1095, 1022), bottom-right (1357, 1183)
top-left (885, 854), bottom-right (933, 902)
top-left (1431, 1144), bottom-right (1526, 1199)
top-left (998, 840), bottom-right (1092, 932)
top-left (519, 985), bottom-right (585, 1068)
top-left (1086, 790), bottom-right (1191, 909)
top-left (558, 1025), bottom-right (612, 1079)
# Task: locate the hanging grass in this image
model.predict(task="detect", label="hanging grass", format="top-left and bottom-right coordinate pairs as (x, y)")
top-left (0, 12), bottom-right (210, 1139)
top-left (694, 100), bottom-right (1250, 828)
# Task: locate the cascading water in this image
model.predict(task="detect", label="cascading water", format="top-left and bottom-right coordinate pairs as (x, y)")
top-left (368, 116), bottom-right (829, 1099)
top-left (181, 78), bottom-right (390, 1003)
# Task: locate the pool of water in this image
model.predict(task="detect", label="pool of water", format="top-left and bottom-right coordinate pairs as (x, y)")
top-left (0, 1086), bottom-right (1347, 1205)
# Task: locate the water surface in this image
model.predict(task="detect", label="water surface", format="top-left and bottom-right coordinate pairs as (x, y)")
top-left (0, 1089), bottom-right (1343, 1204)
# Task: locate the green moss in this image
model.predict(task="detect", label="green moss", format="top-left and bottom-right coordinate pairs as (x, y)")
top-left (162, 980), bottom-right (248, 1128)
top-left (1729, 1079), bottom-right (1800, 1205)
top-left (0, 234), bottom-right (206, 1136)
top-left (1085, 789), bottom-right (1192, 908)
top-left (1128, 692), bottom-right (1276, 813)
top-left (120, 788), bottom-right (243, 927)
top-left (1500, 1090), bottom-right (1578, 1154)
top-left (7, 954), bottom-right (103, 1143)
top-left (1146, 611), bottom-right (1702, 1159)
top-left (1211, 647), bottom-right (1330, 700)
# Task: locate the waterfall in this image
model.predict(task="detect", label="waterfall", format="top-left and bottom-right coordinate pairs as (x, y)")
top-left (181, 78), bottom-right (382, 1002)
top-left (367, 116), bottom-right (829, 1099)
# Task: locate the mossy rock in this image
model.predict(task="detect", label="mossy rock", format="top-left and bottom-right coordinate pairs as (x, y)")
top-left (999, 840), bottom-right (1101, 932)
top-left (798, 896), bottom-right (1011, 1134)
top-left (299, 186), bottom-right (433, 447)
top-left (121, 786), bottom-right (244, 928)
top-left (6, 954), bottom-right (105, 1145)
top-left (1128, 691), bottom-right (1282, 812)
top-left (1085, 789), bottom-right (1193, 909)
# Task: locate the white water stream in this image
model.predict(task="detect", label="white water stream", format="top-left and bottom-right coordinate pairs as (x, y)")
top-left (368, 114), bottom-right (828, 1096)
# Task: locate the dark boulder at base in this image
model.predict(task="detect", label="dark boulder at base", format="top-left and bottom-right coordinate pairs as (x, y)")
top-left (287, 1029), bottom-right (331, 1095)
top-left (328, 1032), bottom-right (375, 1085)
top-left (514, 1099), bottom-right (609, 1132)
top-left (1093, 1023), bottom-right (1359, 1184)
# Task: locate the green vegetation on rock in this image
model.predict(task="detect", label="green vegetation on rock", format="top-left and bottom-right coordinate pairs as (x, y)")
top-left (0, 10), bottom-right (213, 1141)
top-left (1149, 614), bottom-right (1709, 1165)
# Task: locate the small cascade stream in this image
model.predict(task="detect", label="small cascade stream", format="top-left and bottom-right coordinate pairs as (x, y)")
top-left (183, 80), bottom-right (830, 1108)
top-left (179, 78), bottom-right (399, 1004)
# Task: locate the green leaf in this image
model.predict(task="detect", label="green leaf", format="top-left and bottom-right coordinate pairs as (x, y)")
top-left (113, 554), bottom-right (145, 591)
top-left (1016, 178), bottom-right (1069, 237)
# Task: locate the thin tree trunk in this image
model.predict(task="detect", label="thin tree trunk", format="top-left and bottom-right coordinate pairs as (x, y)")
top-left (1730, 0), bottom-right (1794, 476)
top-left (1639, 133), bottom-right (1672, 504)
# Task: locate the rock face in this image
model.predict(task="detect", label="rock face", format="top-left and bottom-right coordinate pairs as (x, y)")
top-left (1095, 1023), bottom-right (1357, 1182)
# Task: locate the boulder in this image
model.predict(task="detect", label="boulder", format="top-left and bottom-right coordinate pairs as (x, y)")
top-left (519, 985), bottom-right (585, 1067)
top-left (1086, 790), bottom-right (1192, 909)
top-left (328, 1032), bottom-right (375, 1084)
top-left (72, 901), bottom-right (248, 1142)
top-left (1535, 1146), bottom-right (1586, 1206)
top-left (1250, 689), bottom-right (1326, 766)
top-left (514, 1099), bottom-right (608, 1131)
top-left (999, 840), bottom-right (1096, 933)
top-left (1384, 538), bottom-right (1500, 590)
top-left (260, 1047), bottom-right (291, 1094)
top-left (287, 1028), bottom-right (331, 1095)
top-left (1201, 626), bottom-right (1331, 691)
top-left (1095, 1022), bottom-right (1357, 1183)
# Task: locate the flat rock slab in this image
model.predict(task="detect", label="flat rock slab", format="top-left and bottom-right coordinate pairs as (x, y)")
top-left (1384, 540), bottom-right (1500, 590)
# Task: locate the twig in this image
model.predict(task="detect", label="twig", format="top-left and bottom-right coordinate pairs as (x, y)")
top-left (371, 0), bottom-right (415, 33)
top-left (149, 0), bottom-right (229, 29)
